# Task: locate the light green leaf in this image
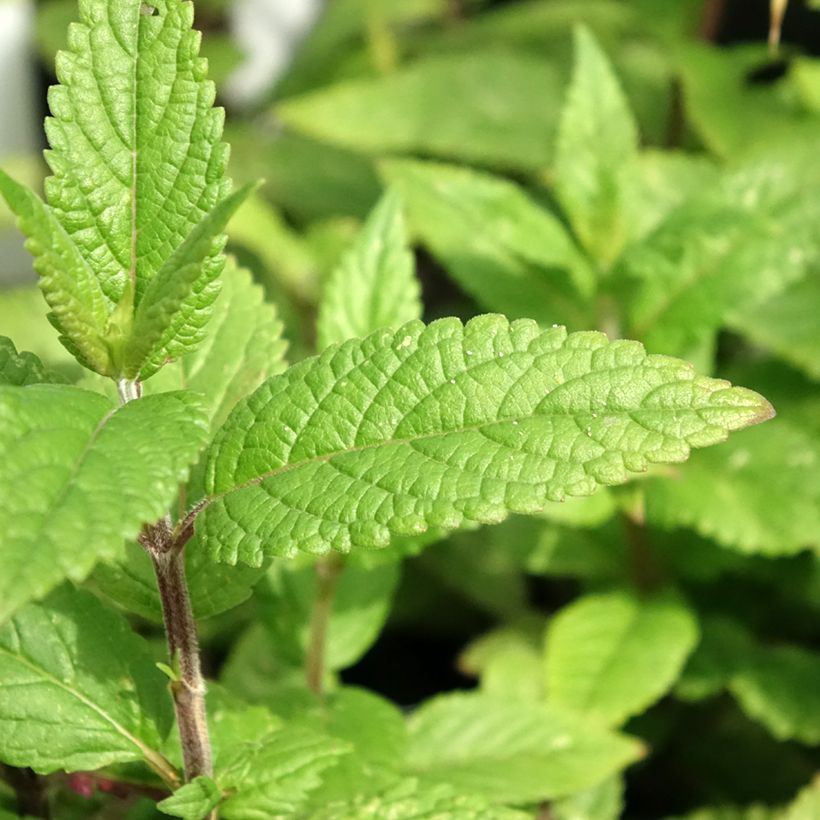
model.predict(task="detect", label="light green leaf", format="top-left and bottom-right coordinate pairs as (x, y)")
top-left (278, 51), bottom-right (563, 172)
top-left (553, 25), bottom-right (639, 269)
top-left (144, 258), bottom-right (288, 431)
top-left (645, 417), bottom-right (820, 555)
top-left (304, 777), bottom-right (529, 820)
top-left (200, 316), bottom-right (772, 564)
top-left (317, 190), bottom-right (421, 350)
top-left (405, 692), bottom-right (643, 803)
top-left (0, 170), bottom-right (111, 374)
top-left (727, 275), bottom-right (820, 382)
top-left (158, 776), bottom-right (221, 819)
top-left (0, 385), bottom-right (208, 622)
top-left (544, 590), bottom-right (699, 726)
top-left (382, 159), bottom-right (595, 329)
top-left (782, 778), bottom-right (820, 820)
top-left (121, 184), bottom-right (256, 379)
top-left (8, 0), bottom-right (233, 375)
top-left (217, 724), bottom-right (349, 818)
top-left (730, 644), bottom-right (820, 745)
top-left (623, 162), bottom-right (820, 360)
top-left (257, 560), bottom-right (400, 672)
top-left (0, 587), bottom-right (174, 776)
top-left (44, 0), bottom-right (229, 304)
top-left (0, 337), bottom-right (51, 386)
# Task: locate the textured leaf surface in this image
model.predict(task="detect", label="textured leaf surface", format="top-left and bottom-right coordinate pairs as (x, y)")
top-left (201, 316), bottom-right (772, 564)
top-left (544, 591), bottom-right (699, 726)
top-left (145, 259), bottom-right (288, 431)
top-left (382, 159), bottom-right (594, 328)
top-left (305, 778), bottom-right (529, 820)
top-left (554, 26), bottom-right (639, 268)
top-left (0, 587), bottom-right (173, 774)
top-left (646, 418), bottom-right (820, 555)
top-left (0, 385), bottom-right (208, 622)
top-left (44, 0), bottom-right (228, 304)
top-left (217, 724), bottom-right (348, 818)
top-left (122, 184), bottom-right (254, 378)
top-left (0, 170), bottom-right (111, 373)
top-left (405, 692), bottom-right (642, 803)
top-left (158, 777), bottom-right (221, 819)
top-left (317, 190), bottom-right (421, 350)
top-left (278, 51), bottom-right (562, 172)
top-left (0, 337), bottom-right (50, 386)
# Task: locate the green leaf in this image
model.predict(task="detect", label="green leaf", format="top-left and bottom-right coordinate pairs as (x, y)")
top-left (727, 275), bottom-right (820, 381)
top-left (121, 184), bottom-right (256, 379)
top-left (730, 644), bottom-right (820, 745)
top-left (544, 590), bottom-right (699, 726)
top-left (278, 51), bottom-right (563, 172)
top-left (405, 692), bottom-right (643, 803)
top-left (623, 162), bottom-right (820, 360)
top-left (200, 316), bottom-right (772, 564)
top-left (0, 337), bottom-right (51, 386)
top-left (44, 0), bottom-right (229, 304)
top-left (144, 258), bottom-right (289, 431)
top-left (552, 776), bottom-right (624, 820)
top-left (158, 776), bottom-right (221, 819)
top-left (782, 778), bottom-right (820, 820)
top-left (645, 417), bottom-right (820, 555)
top-left (217, 724), bottom-right (349, 818)
top-left (6, 0), bottom-right (233, 375)
top-left (304, 777), bottom-right (529, 820)
top-left (0, 385), bottom-right (208, 622)
top-left (317, 190), bottom-right (421, 350)
top-left (88, 537), bottom-right (268, 622)
top-left (382, 159), bottom-right (595, 329)
top-left (0, 170), bottom-right (111, 374)
top-left (0, 587), bottom-right (174, 776)
top-left (553, 25), bottom-right (639, 269)
top-left (257, 560), bottom-right (400, 672)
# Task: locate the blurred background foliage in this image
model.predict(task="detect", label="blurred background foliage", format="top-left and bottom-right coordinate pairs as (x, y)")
top-left (2, 1), bottom-right (820, 818)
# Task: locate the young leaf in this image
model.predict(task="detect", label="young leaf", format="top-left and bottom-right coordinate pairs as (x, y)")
top-left (0, 337), bottom-right (51, 386)
top-left (405, 692), bottom-right (642, 803)
top-left (144, 258), bottom-right (288, 431)
top-left (120, 184), bottom-right (256, 379)
top-left (200, 316), bottom-right (772, 565)
top-left (157, 776), bottom-right (221, 819)
top-left (0, 587), bottom-right (174, 777)
top-left (382, 159), bottom-right (595, 329)
top-left (316, 190), bottom-right (421, 350)
top-left (0, 385), bottom-right (208, 622)
top-left (304, 777), bottom-right (530, 820)
top-left (0, 170), bottom-right (112, 374)
top-left (553, 25), bottom-right (639, 269)
top-left (277, 51), bottom-right (563, 172)
top-left (646, 417), bottom-right (820, 555)
top-left (2, 0), bottom-right (234, 376)
top-left (544, 591), bottom-right (699, 726)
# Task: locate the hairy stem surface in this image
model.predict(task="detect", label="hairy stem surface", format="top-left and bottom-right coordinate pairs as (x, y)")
top-left (148, 529), bottom-right (213, 782)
